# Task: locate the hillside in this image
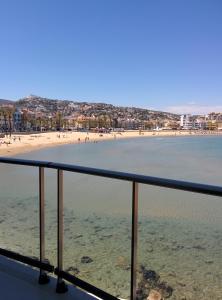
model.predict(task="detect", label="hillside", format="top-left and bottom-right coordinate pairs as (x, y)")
top-left (0, 99), bottom-right (14, 106)
top-left (0, 95), bottom-right (180, 122)
top-left (15, 95), bottom-right (179, 121)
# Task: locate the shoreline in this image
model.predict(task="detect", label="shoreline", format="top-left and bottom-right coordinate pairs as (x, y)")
top-left (0, 130), bottom-right (222, 157)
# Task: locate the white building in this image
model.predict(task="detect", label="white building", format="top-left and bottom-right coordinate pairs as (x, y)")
top-left (180, 114), bottom-right (193, 129)
top-left (193, 118), bottom-right (207, 130)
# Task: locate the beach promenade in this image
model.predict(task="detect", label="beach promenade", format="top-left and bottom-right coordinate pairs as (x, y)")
top-left (0, 130), bottom-right (221, 157)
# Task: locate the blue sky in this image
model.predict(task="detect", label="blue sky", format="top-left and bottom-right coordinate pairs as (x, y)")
top-left (0, 0), bottom-right (222, 114)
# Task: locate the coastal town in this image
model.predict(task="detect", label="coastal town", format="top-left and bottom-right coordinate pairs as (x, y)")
top-left (0, 95), bottom-right (222, 133)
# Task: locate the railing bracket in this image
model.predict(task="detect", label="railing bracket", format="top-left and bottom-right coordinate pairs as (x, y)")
top-left (56, 280), bottom-right (68, 293)
top-left (38, 272), bottom-right (50, 285)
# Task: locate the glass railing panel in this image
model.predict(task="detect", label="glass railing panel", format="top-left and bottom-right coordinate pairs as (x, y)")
top-left (63, 172), bottom-right (131, 299)
top-left (0, 163), bottom-right (39, 259)
top-left (138, 184), bottom-right (222, 300)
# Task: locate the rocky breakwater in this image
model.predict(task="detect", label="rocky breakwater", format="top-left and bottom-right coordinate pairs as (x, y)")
top-left (136, 265), bottom-right (173, 300)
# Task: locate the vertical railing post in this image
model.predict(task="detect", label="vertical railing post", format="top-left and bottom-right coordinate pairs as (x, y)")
top-left (131, 181), bottom-right (138, 300)
top-left (38, 167), bottom-right (50, 284)
top-left (56, 169), bottom-right (68, 293)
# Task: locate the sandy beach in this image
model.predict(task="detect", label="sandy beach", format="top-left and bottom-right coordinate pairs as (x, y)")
top-left (0, 130), bottom-right (221, 157)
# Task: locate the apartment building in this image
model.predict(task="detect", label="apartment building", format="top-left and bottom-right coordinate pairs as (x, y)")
top-left (180, 114), bottom-right (193, 129)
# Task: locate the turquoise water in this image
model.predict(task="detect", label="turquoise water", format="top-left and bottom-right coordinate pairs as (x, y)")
top-left (0, 136), bottom-right (222, 299)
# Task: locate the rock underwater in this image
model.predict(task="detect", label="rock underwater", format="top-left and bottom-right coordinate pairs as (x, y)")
top-left (136, 265), bottom-right (173, 300)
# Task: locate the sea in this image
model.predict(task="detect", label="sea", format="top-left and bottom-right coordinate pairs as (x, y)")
top-left (0, 135), bottom-right (222, 299)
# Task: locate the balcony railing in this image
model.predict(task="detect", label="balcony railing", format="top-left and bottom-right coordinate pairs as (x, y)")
top-left (0, 156), bottom-right (222, 300)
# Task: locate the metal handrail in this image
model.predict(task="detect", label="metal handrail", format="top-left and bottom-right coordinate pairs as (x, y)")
top-left (1, 157), bottom-right (222, 196)
top-left (0, 156), bottom-right (222, 300)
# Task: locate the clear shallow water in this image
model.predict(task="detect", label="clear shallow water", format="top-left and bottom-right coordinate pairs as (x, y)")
top-left (0, 136), bottom-right (222, 299)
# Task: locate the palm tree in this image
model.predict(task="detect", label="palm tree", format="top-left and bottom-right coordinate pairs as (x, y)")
top-left (8, 111), bottom-right (13, 137)
top-left (112, 118), bottom-right (118, 128)
top-left (21, 111), bottom-right (29, 131)
top-left (36, 117), bottom-right (43, 131)
top-left (3, 110), bottom-right (8, 135)
top-left (56, 112), bottom-right (63, 131)
top-left (0, 110), bottom-right (3, 132)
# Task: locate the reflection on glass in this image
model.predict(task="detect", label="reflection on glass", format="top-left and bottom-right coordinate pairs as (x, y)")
top-left (138, 185), bottom-right (222, 300)
top-left (0, 165), bottom-right (39, 258)
top-left (63, 173), bottom-right (131, 299)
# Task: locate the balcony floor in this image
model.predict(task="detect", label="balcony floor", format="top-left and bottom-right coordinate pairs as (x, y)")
top-left (0, 255), bottom-right (99, 300)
